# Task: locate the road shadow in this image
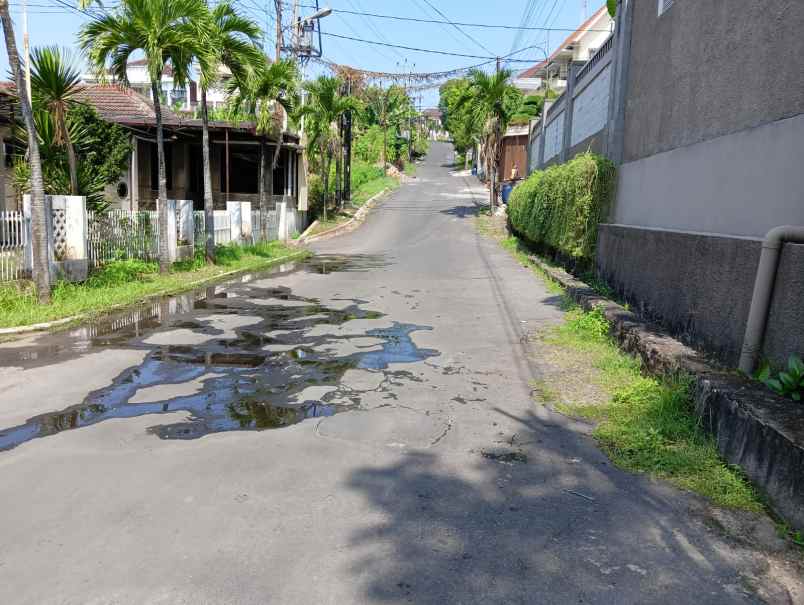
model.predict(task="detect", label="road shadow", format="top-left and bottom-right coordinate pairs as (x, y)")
top-left (439, 204), bottom-right (486, 219)
top-left (342, 405), bottom-right (764, 604)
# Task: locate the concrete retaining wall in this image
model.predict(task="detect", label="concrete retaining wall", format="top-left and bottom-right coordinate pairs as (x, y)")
top-left (597, 223), bottom-right (804, 368)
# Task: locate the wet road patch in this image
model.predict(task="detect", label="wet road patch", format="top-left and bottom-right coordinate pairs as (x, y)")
top-left (0, 269), bottom-right (440, 451)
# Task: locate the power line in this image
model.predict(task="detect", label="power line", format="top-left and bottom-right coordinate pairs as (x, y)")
top-left (324, 6), bottom-right (612, 34)
top-left (418, 0), bottom-right (495, 56)
top-left (319, 31), bottom-right (545, 62)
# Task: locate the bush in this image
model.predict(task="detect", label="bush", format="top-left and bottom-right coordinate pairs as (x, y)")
top-left (508, 153), bottom-right (615, 262)
top-left (350, 161), bottom-right (383, 190)
top-left (85, 258), bottom-right (157, 288)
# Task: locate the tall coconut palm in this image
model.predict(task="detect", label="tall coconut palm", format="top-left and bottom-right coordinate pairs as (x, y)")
top-left (460, 68), bottom-right (518, 213)
top-left (30, 46), bottom-right (83, 195)
top-left (0, 0), bottom-right (51, 302)
top-left (300, 76), bottom-right (357, 222)
top-left (195, 1), bottom-right (262, 262)
top-left (80, 0), bottom-right (206, 273)
top-left (229, 59), bottom-right (298, 240)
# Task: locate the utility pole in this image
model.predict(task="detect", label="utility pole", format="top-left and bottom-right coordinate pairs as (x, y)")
top-left (407, 64), bottom-right (414, 163)
top-left (274, 0), bottom-right (282, 61)
top-left (342, 75), bottom-right (352, 202)
top-left (489, 57), bottom-right (501, 214)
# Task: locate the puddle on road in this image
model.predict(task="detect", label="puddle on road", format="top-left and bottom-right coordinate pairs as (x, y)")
top-left (0, 254), bottom-right (440, 452)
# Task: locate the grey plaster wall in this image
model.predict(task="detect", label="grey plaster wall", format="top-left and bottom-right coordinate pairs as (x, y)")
top-left (567, 127), bottom-right (607, 162)
top-left (596, 224), bottom-right (804, 368)
top-left (613, 113), bottom-right (804, 238)
top-left (623, 0), bottom-right (804, 163)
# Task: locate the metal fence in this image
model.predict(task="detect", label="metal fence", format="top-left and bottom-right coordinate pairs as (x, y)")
top-left (0, 211), bottom-right (28, 282)
top-left (87, 210), bottom-right (159, 266)
top-left (193, 211), bottom-right (206, 248)
top-left (212, 210), bottom-right (231, 245)
top-left (251, 209), bottom-right (279, 243)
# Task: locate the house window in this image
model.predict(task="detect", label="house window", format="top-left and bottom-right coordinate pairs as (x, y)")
top-left (658, 0), bottom-right (674, 16)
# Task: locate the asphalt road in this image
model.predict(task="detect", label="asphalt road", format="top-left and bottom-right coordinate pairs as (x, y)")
top-left (0, 143), bottom-right (776, 604)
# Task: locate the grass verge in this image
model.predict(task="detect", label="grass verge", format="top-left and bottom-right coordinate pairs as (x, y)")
top-left (0, 240), bottom-right (308, 329)
top-left (476, 213), bottom-right (762, 511)
top-left (307, 174), bottom-right (400, 237)
top-left (352, 175), bottom-right (399, 206)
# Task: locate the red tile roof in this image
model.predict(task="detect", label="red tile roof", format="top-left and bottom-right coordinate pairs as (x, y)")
top-left (75, 83), bottom-right (181, 125)
top-left (518, 5), bottom-right (609, 79)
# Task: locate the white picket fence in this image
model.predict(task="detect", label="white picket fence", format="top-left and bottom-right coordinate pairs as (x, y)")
top-left (0, 211), bottom-right (28, 282)
top-left (87, 209), bottom-right (159, 266)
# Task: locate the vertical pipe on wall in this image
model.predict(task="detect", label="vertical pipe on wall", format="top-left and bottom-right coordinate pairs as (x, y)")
top-left (739, 225), bottom-right (804, 374)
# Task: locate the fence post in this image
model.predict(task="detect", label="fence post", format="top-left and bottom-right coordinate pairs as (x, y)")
top-left (538, 101), bottom-right (553, 169)
top-left (240, 202), bottom-right (252, 244)
top-left (605, 0), bottom-right (635, 164)
top-left (50, 195), bottom-right (88, 281)
top-left (161, 199), bottom-right (178, 263)
top-left (21, 194), bottom-right (33, 275)
top-left (226, 201), bottom-right (243, 244)
top-left (561, 62), bottom-right (583, 164)
top-left (176, 200), bottom-right (193, 245)
top-left (277, 199), bottom-right (288, 242)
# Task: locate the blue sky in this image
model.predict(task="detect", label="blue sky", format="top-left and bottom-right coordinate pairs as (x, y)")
top-left (1, 0), bottom-right (598, 107)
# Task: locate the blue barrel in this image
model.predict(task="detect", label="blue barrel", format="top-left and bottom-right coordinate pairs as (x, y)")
top-left (501, 182), bottom-right (514, 203)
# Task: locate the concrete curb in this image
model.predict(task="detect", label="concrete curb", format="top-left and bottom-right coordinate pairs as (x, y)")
top-left (299, 188), bottom-right (389, 244)
top-left (527, 252), bottom-right (804, 530)
top-left (0, 251), bottom-right (309, 337)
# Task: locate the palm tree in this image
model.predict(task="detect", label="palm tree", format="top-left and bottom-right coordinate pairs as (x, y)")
top-left (230, 59), bottom-right (298, 240)
top-left (460, 68), bottom-right (519, 213)
top-left (195, 1), bottom-right (262, 262)
top-left (29, 46), bottom-right (83, 195)
top-left (301, 76), bottom-right (357, 221)
top-left (0, 0), bottom-right (51, 301)
top-left (80, 0), bottom-right (206, 273)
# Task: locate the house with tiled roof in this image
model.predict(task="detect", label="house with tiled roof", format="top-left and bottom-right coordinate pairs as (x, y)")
top-left (0, 75), bottom-right (304, 213)
top-left (514, 5), bottom-right (614, 95)
top-left (74, 83), bottom-right (304, 213)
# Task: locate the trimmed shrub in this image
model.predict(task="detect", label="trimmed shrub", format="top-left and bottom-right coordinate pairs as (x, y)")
top-left (508, 153), bottom-right (615, 262)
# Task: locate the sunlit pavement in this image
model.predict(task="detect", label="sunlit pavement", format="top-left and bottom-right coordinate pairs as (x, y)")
top-left (0, 143), bottom-right (772, 604)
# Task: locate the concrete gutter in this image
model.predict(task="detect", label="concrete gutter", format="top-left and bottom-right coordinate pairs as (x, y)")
top-left (0, 251), bottom-right (309, 337)
top-left (525, 253), bottom-right (804, 531)
top-left (297, 189), bottom-right (389, 245)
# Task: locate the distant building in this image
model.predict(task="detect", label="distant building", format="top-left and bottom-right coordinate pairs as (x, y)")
top-left (514, 5), bottom-right (614, 95)
top-left (82, 59), bottom-right (194, 112)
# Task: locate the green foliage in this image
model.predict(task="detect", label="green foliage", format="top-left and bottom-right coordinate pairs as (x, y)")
top-left (0, 241), bottom-right (303, 328)
top-left (438, 78), bottom-right (477, 154)
top-left (756, 355), bottom-right (804, 401)
top-left (353, 124), bottom-right (385, 164)
top-left (350, 161), bottom-right (383, 190)
top-left (12, 105), bottom-right (131, 210)
top-left (508, 153), bottom-right (616, 261)
top-left (551, 305), bottom-right (761, 511)
top-left (85, 259), bottom-right (158, 287)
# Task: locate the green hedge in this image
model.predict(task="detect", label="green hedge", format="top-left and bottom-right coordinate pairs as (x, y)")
top-left (508, 153), bottom-right (615, 262)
